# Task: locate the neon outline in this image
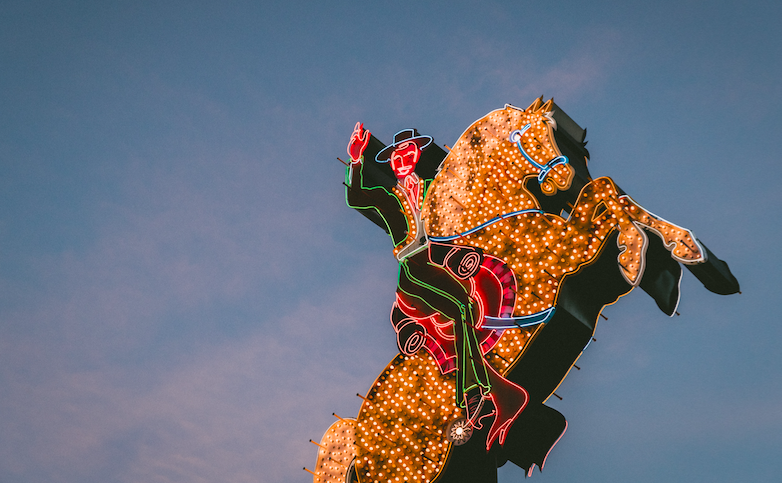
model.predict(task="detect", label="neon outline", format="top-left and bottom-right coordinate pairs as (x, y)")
top-left (481, 307), bottom-right (556, 329)
top-left (375, 128), bottom-right (433, 163)
top-left (538, 420), bottom-right (568, 474)
top-left (347, 122), bottom-right (370, 163)
top-left (392, 255), bottom-right (518, 374)
top-left (428, 171), bottom-right (707, 320)
top-left (483, 382), bottom-right (529, 451)
top-left (347, 127), bottom-right (508, 414)
top-left (429, 208), bottom-right (544, 242)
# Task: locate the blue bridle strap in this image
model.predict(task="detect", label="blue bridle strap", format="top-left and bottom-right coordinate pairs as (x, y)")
top-left (509, 125), bottom-right (569, 184)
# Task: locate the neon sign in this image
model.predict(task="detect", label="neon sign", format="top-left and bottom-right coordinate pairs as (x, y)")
top-left (307, 99), bottom-right (740, 483)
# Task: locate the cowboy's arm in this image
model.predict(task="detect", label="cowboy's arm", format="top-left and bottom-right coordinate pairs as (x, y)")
top-left (344, 122), bottom-right (397, 215)
top-left (344, 121), bottom-right (376, 205)
top-left (344, 122), bottom-right (411, 245)
top-left (346, 160), bottom-right (410, 242)
top-left (345, 121), bottom-right (379, 196)
top-left (345, 159), bottom-right (375, 207)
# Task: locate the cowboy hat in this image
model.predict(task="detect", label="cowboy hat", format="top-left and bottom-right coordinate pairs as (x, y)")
top-left (375, 129), bottom-right (433, 162)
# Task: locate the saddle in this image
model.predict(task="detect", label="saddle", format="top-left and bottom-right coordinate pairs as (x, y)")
top-left (391, 243), bottom-right (517, 373)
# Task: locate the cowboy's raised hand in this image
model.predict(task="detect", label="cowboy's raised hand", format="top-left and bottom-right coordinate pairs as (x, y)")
top-left (348, 122), bottom-right (370, 163)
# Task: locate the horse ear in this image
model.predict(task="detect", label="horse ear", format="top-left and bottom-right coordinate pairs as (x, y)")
top-left (541, 98), bottom-right (554, 112)
top-left (527, 98), bottom-right (542, 111)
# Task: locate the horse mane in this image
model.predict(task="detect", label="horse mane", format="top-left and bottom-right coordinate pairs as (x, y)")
top-left (423, 100), bottom-right (563, 239)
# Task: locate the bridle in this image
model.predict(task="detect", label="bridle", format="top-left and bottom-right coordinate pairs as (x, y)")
top-left (509, 124), bottom-right (569, 184)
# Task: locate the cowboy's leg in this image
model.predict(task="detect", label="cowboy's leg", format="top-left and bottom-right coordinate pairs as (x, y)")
top-left (398, 252), bottom-right (490, 401)
top-left (401, 253), bottom-right (532, 449)
top-left (453, 302), bottom-right (490, 398)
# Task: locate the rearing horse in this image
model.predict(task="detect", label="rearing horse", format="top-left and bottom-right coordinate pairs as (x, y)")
top-left (309, 100), bottom-right (739, 483)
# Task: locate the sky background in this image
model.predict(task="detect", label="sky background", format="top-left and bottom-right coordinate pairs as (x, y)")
top-left (1, 1), bottom-right (780, 482)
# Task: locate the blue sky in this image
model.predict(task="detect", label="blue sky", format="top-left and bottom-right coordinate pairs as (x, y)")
top-left (1, 1), bottom-right (780, 482)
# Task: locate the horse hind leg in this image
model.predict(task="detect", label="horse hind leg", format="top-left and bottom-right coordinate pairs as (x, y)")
top-left (311, 418), bottom-right (357, 483)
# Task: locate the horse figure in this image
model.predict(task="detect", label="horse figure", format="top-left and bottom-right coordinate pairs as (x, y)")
top-left (424, 99), bottom-right (704, 297)
top-left (309, 99), bottom-right (739, 483)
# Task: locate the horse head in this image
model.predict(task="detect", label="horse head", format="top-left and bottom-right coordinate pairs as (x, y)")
top-left (506, 98), bottom-right (575, 195)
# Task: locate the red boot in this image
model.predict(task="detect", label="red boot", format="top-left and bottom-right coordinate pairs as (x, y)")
top-left (484, 364), bottom-right (529, 451)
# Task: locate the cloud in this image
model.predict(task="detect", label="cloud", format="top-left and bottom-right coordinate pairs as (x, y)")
top-left (0, 248), bottom-right (400, 482)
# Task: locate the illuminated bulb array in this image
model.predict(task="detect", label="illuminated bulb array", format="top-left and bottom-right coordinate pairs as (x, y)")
top-left (616, 195), bottom-right (704, 265)
top-left (455, 178), bottom-right (693, 311)
top-left (424, 108), bottom-right (539, 238)
top-left (484, 325), bottom-right (538, 372)
top-left (313, 418), bottom-right (357, 483)
top-left (348, 325), bottom-right (542, 483)
top-left (354, 352), bottom-right (461, 483)
top-left (308, 326), bottom-right (540, 483)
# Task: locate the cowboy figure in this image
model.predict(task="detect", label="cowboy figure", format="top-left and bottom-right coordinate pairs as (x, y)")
top-left (345, 122), bottom-right (528, 449)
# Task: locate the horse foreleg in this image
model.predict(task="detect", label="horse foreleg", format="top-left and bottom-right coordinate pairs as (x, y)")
top-left (615, 217), bottom-right (649, 286)
top-left (561, 178), bottom-right (646, 285)
top-left (617, 194), bottom-right (705, 265)
top-left (568, 177), bottom-right (704, 286)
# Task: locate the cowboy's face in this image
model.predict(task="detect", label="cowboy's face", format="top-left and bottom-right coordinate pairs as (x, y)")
top-left (390, 141), bottom-right (421, 179)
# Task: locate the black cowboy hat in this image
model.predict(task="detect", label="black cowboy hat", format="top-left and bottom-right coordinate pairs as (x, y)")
top-left (375, 129), bottom-right (433, 162)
